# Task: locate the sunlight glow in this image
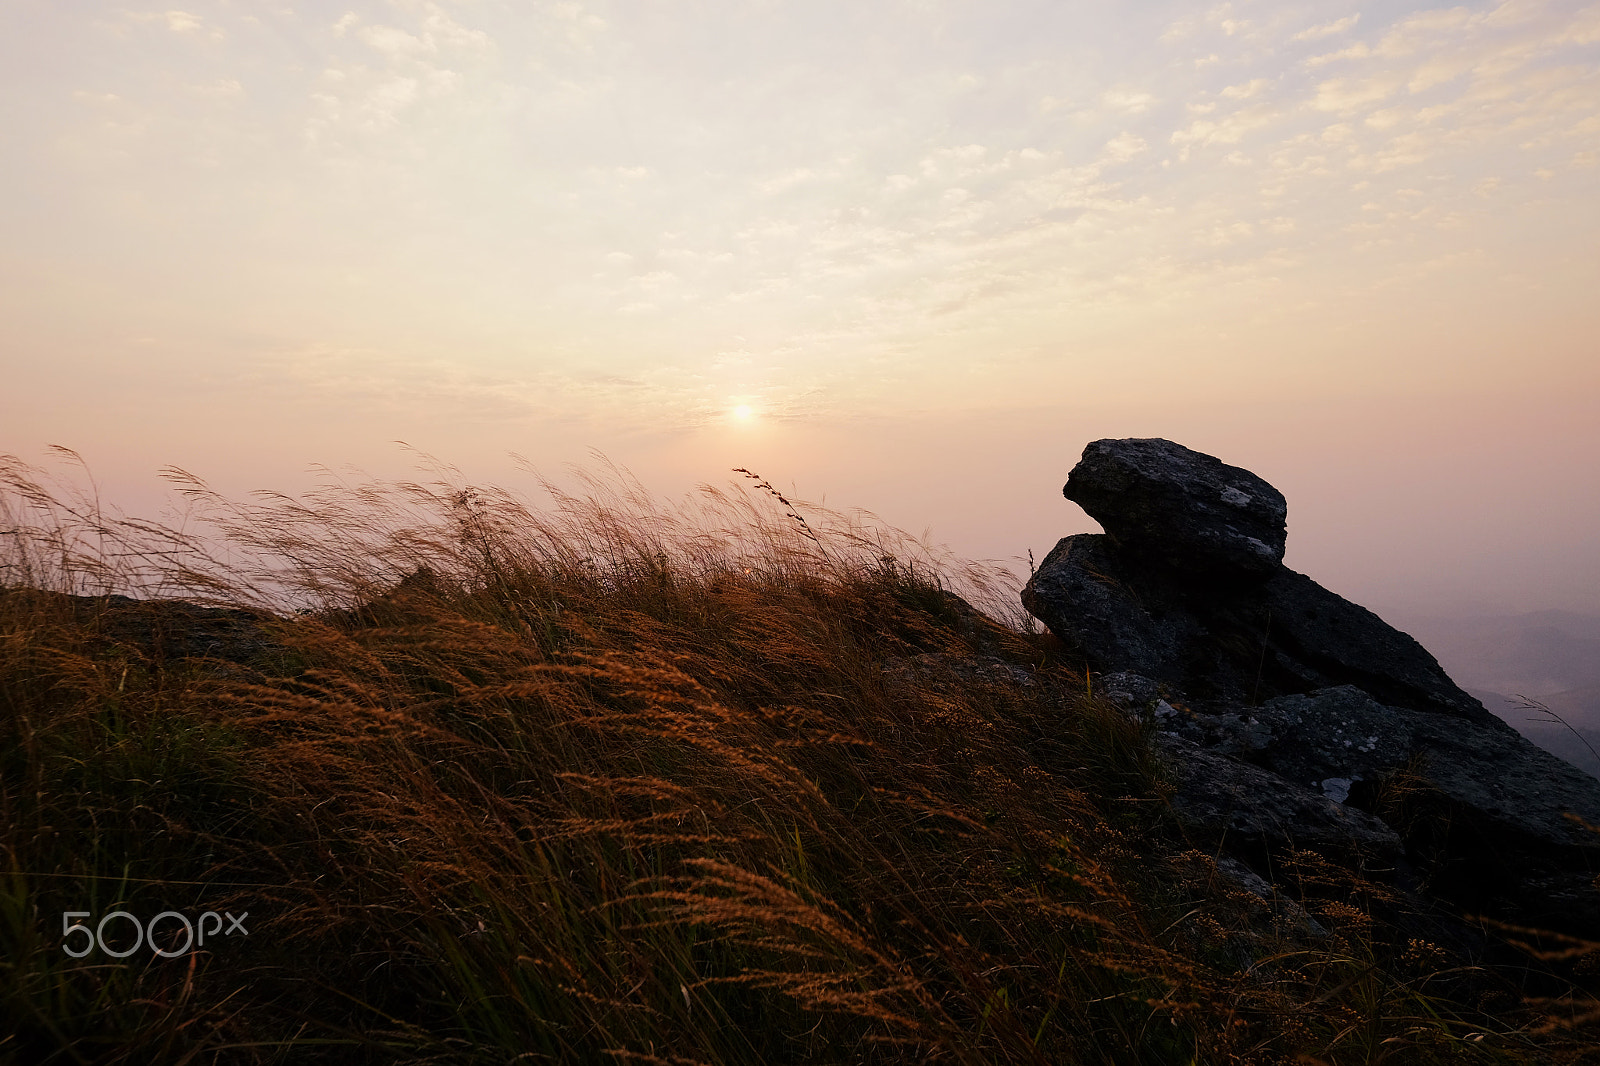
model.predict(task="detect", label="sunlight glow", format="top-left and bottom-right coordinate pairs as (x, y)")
top-left (2, 1), bottom-right (1597, 619)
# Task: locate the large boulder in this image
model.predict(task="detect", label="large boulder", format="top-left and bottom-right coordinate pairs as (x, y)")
top-left (1022, 532), bottom-right (1490, 722)
top-left (1021, 534), bottom-right (1199, 684)
top-left (1029, 438), bottom-right (1600, 936)
top-left (1064, 437), bottom-right (1287, 579)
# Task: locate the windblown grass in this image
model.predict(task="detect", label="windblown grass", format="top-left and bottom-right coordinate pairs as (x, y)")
top-left (1, 450), bottom-right (1596, 1064)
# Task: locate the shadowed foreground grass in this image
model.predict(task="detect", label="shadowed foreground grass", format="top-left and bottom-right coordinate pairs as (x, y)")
top-left (2, 451), bottom-right (1598, 1064)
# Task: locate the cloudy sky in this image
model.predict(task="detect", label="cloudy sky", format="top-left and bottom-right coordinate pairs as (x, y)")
top-left (3, 0), bottom-right (1597, 618)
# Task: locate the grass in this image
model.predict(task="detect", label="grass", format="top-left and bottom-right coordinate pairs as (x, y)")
top-left (2, 449), bottom-right (1598, 1064)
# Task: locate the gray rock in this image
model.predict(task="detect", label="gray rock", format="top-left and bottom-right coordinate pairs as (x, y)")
top-left (1028, 438), bottom-right (1600, 935)
top-left (1398, 712), bottom-right (1600, 932)
top-left (1151, 684), bottom-right (1600, 931)
top-left (1404, 711), bottom-right (1600, 853)
top-left (1185, 685), bottom-right (1600, 847)
top-left (1098, 672), bottom-right (1167, 715)
top-left (882, 652), bottom-right (1036, 690)
top-left (1064, 438), bottom-right (1287, 578)
top-left (1025, 463), bottom-right (1491, 723)
top-left (1021, 534), bottom-right (1199, 684)
top-left (0, 588), bottom-right (280, 668)
top-left (1247, 687), bottom-right (1417, 792)
top-left (1155, 732), bottom-right (1404, 859)
top-left (1252, 569), bottom-right (1492, 722)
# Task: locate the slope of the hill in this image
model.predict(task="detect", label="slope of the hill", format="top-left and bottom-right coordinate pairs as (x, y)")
top-left (2, 456), bottom-right (1598, 1064)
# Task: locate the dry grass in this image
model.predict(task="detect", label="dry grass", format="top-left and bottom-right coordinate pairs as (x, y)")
top-left (2, 450), bottom-right (1597, 1064)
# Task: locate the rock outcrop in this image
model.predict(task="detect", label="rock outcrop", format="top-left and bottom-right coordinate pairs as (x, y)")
top-left (1065, 436), bottom-right (1287, 578)
top-left (1026, 438), bottom-right (1600, 936)
top-left (1026, 439), bottom-right (1489, 722)
top-left (0, 587), bottom-right (281, 672)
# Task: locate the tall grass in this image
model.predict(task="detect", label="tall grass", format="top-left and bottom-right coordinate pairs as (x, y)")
top-left (2, 451), bottom-right (1596, 1064)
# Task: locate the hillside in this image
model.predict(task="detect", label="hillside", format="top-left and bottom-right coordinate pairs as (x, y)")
top-left (3, 455), bottom-right (1599, 1064)
top-left (1399, 612), bottom-right (1600, 703)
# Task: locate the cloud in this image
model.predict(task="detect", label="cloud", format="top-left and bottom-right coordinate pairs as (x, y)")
top-left (1196, 220), bottom-right (1254, 246)
top-left (347, 5), bottom-right (492, 62)
top-left (757, 167), bottom-right (820, 195)
top-left (1312, 76), bottom-right (1400, 112)
top-left (1306, 42), bottom-right (1373, 67)
top-left (26, 0), bottom-right (1600, 440)
top-left (1103, 89), bottom-right (1157, 115)
top-left (1406, 55), bottom-right (1474, 92)
top-left (1568, 5), bottom-right (1600, 44)
top-left (1294, 14), bottom-right (1361, 42)
top-left (918, 144), bottom-right (990, 178)
top-left (1102, 132), bottom-right (1148, 162)
top-left (1310, 0), bottom-right (1563, 72)
top-left (306, 3), bottom-right (497, 136)
top-left (366, 77), bottom-right (420, 120)
top-left (186, 78), bottom-right (243, 99)
top-left (251, 345), bottom-right (545, 422)
top-left (124, 9), bottom-right (214, 36)
top-left (360, 25), bottom-right (433, 58)
top-left (1220, 78), bottom-right (1271, 100)
top-left (1171, 105), bottom-right (1280, 152)
top-left (546, 1), bottom-right (608, 49)
top-left (1284, 0), bottom-right (1600, 182)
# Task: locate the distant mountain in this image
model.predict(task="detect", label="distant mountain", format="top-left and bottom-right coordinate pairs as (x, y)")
top-left (1471, 687), bottom-right (1600, 782)
top-left (1395, 610), bottom-right (1600, 699)
top-left (1388, 610), bottom-right (1600, 781)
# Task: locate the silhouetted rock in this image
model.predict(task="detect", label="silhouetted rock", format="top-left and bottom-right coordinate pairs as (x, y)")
top-left (1029, 438), bottom-right (1600, 936)
top-left (1025, 441), bottom-right (1490, 722)
top-left (1065, 437), bottom-right (1287, 578)
top-left (1252, 570), bottom-right (1491, 721)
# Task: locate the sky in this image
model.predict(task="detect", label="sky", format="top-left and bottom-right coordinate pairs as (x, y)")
top-left (2, 0), bottom-right (1597, 620)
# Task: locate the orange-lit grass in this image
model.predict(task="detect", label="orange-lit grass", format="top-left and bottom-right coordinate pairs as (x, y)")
top-left (2, 451), bottom-right (1596, 1064)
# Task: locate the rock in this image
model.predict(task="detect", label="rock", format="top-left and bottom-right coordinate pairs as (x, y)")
top-left (1229, 687), bottom-right (1417, 797)
top-left (1098, 672), bottom-right (1168, 714)
top-left (1124, 679), bottom-right (1600, 932)
top-left (882, 652), bottom-right (1036, 690)
top-left (1251, 570), bottom-right (1491, 721)
top-left (1025, 443), bottom-right (1492, 722)
top-left (1399, 710), bottom-right (1600, 930)
top-left (1064, 437), bottom-right (1287, 579)
top-left (1403, 706), bottom-right (1600, 854)
top-left (1021, 534), bottom-right (1200, 684)
top-left (1028, 438), bottom-right (1600, 936)
top-left (0, 587), bottom-right (280, 670)
top-left (1177, 687), bottom-right (1599, 866)
top-left (1155, 731), bottom-right (1404, 860)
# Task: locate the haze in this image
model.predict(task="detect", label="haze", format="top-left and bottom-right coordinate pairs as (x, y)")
top-left (3, 0), bottom-right (1597, 623)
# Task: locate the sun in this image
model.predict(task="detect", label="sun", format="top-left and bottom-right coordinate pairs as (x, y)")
top-left (733, 404), bottom-right (754, 422)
